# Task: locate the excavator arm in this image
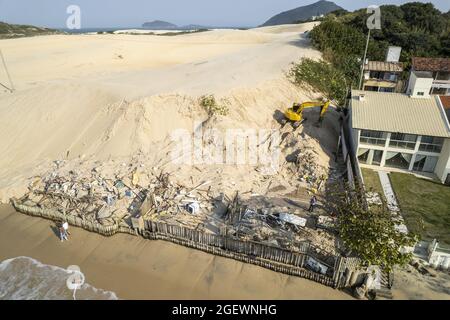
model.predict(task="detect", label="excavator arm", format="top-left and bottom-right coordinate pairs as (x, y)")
top-left (318, 100), bottom-right (331, 122)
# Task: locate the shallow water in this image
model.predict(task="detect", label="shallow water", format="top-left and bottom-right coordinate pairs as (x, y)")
top-left (0, 256), bottom-right (118, 300)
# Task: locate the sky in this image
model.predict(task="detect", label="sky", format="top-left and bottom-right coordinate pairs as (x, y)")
top-left (0, 0), bottom-right (449, 28)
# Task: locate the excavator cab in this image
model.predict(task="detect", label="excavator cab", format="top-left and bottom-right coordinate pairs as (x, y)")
top-left (283, 99), bottom-right (331, 128)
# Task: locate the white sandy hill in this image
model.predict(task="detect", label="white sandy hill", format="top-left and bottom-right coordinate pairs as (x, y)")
top-left (0, 22), bottom-right (340, 202)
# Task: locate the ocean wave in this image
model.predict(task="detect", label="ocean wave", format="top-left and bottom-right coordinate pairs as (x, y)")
top-left (0, 256), bottom-right (118, 300)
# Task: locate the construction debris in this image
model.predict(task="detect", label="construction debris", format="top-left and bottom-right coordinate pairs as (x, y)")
top-left (16, 151), bottom-right (341, 257)
top-left (295, 148), bottom-right (328, 190)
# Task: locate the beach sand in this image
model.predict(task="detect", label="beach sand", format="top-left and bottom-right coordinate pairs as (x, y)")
top-left (0, 204), bottom-right (352, 300)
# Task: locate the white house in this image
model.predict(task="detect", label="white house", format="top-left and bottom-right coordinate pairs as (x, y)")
top-left (410, 57), bottom-right (450, 96)
top-left (349, 81), bottom-right (450, 184)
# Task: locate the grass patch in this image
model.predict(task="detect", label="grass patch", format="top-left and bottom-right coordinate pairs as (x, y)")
top-left (361, 168), bottom-right (384, 196)
top-left (390, 172), bottom-right (450, 245)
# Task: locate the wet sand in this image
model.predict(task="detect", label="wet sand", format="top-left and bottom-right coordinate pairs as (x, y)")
top-left (0, 205), bottom-right (351, 300)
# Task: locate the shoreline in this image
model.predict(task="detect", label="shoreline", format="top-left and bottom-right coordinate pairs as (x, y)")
top-left (0, 204), bottom-right (352, 300)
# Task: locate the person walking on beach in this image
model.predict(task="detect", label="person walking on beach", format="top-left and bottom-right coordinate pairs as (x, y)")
top-left (59, 224), bottom-right (68, 242)
top-left (308, 196), bottom-right (318, 213)
top-left (62, 220), bottom-right (70, 238)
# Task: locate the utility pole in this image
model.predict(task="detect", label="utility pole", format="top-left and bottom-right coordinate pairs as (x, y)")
top-left (358, 29), bottom-right (371, 90)
top-left (0, 49), bottom-right (14, 92)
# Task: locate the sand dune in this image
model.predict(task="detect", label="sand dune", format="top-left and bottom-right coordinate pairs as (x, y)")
top-left (0, 22), bottom-right (329, 202)
top-left (0, 23), bottom-right (319, 95)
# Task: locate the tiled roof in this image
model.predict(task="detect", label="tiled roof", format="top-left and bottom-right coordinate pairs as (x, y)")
top-left (364, 61), bottom-right (403, 72)
top-left (412, 57), bottom-right (450, 72)
top-left (439, 96), bottom-right (450, 124)
top-left (351, 90), bottom-right (450, 137)
top-left (439, 96), bottom-right (450, 110)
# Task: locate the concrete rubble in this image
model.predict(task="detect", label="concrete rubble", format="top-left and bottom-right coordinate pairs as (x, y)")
top-left (15, 154), bottom-right (341, 259)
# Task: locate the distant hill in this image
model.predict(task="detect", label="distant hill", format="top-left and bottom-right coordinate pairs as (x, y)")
top-left (142, 20), bottom-right (178, 30)
top-left (261, 0), bottom-right (343, 27)
top-left (142, 20), bottom-right (210, 30)
top-left (0, 21), bottom-right (60, 39)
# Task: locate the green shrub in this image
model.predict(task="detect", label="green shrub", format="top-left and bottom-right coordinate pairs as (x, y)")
top-left (199, 95), bottom-right (229, 117)
top-left (289, 58), bottom-right (347, 106)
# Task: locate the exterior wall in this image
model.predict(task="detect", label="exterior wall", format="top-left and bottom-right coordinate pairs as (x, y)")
top-left (349, 93), bottom-right (449, 183)
top-left (435, 138), bottom-right (450, 183)
top-left (407, 72), bottom-right (434, 98)
top-left (355, 131), bottom-right (450, 182)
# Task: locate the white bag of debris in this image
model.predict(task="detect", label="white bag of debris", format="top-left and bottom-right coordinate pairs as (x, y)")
top-left (186, 202), bottom-right (200, 214)
top-left (278, 213), bottom-right (307, 227)
top-left (305, 256), bottom-right (328, 275)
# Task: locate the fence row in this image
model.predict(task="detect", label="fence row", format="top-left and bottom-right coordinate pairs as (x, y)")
top-left (12, 199), bottom-right (357, 289)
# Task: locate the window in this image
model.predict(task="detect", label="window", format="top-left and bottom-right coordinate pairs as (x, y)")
top-left (372, 150), bottom-right (383, 165)
top-left (370, 71), bottom-right (381, 79)
top-left (360, 130), bottom-right (387, 146)
top-left (383, 72), bottom-right (397, 82)
top-left (385, 152), bottom-right (412, 170)
top-left (417, 92), bottom-right (424, 96)
top-left (412, 155), bottom-right (438, 173)
top-left (358, 148), bottom-right (369, 164)
top-left (389, 133), bottom-right (417, 150)
top-left (419, 136), bottom-right (444, 153)
top-left (357, 149), bottom-right (383, 166)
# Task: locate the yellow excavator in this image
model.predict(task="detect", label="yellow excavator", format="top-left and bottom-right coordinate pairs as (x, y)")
top-left (283, 99), bottom-right (331, 128)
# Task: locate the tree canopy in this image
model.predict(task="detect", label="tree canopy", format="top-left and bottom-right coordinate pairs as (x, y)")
top-left (308, 2), bottom-right (450, 89)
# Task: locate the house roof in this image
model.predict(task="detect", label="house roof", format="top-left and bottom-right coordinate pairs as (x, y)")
top-left (363, 61), bottom-right (403, 72)
top-left (439, 95), bottom-right (450, 109)
top-left (412, 57), bottom-right (450, 72)
top-left (351, 90), bottom-right (450, 138)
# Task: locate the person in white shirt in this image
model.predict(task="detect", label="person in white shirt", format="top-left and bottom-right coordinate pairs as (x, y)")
top-left (62, 221), bottom-right (70, 237)
top-left (59, 224), bottom-right (68, 242)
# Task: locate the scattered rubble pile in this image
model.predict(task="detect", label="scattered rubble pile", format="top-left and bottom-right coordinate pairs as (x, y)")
top-left (295, 148), bottom-right (328, 189)
top-left (281, 132), bottom-right (330, 191)
top-left (227, 201), bottom-right (338, 256)
top-left (22, 160), bottom-right (146, 226)
top-left (19, 159), bottom-right (224, 230)
top-left (139, 175), bottom-right (226, 231)
top-left (15, 153), bottom-right (340, 258)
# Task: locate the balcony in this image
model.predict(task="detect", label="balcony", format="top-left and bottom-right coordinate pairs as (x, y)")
top-left (432, 79), bottom-right (450, 90)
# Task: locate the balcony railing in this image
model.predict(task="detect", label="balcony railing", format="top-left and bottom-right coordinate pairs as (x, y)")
top-left (432, 79), bottom-right (450, 89)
